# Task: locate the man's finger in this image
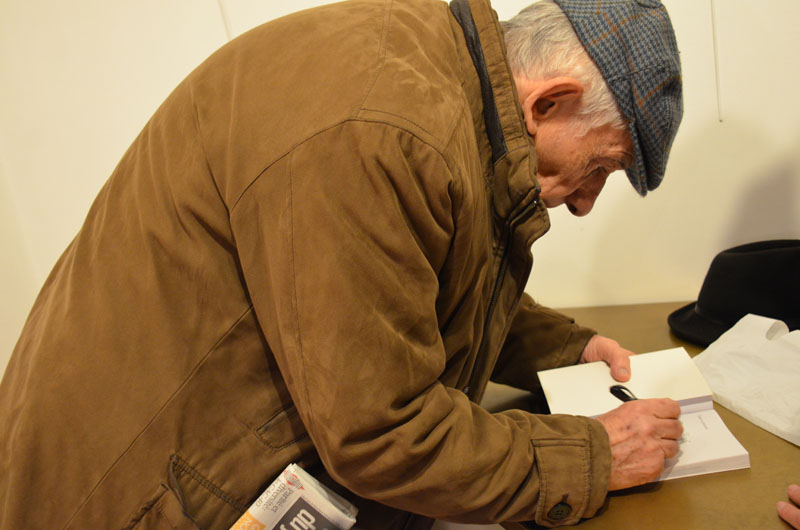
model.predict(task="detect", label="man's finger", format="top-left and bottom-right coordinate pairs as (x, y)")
top-left (649, 398), bottom-right (681, 419)
top-left (777, 501), bottom-right (800, 529)
top-left (606, 347), bottom-right (632, 382)
top-left (660, 438), bottom-right (680, 459)
top-left (611, 357), bottom-right (631, 382)
top-left (788, 484), bottom-right (800, 505)
top-left (657, 418), bottom-right (684, 441)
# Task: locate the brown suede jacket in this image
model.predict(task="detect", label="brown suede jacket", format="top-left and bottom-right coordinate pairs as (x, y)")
top-left (0, 0), bottom-right (610, 528)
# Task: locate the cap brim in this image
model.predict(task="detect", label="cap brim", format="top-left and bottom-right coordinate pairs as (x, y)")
top-left (667, 302), bottom-right (731, 347)
top-left (624, 119), bottom-right (649, 196)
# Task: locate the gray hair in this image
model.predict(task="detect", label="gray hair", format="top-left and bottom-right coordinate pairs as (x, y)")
top-left (502, 0), bottom-right (625, 134)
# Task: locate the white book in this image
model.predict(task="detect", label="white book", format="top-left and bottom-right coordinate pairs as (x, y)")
top-left (537, 347), bottom-right (750, 481)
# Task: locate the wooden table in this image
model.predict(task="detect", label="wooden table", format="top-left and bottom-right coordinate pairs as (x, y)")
top-left (486, 301), bottom-right (799, 529)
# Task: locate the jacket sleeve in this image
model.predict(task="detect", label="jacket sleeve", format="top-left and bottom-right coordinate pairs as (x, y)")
top-left (230, 121), bottom-right (610, 526)
top-left (492, 294), bottom-right (597, 393)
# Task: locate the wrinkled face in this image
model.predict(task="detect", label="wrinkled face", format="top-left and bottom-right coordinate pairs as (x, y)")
top-left (535, 122), bottom-right (634, 217)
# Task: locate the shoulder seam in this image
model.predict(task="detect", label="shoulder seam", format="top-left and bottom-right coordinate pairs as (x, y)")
top-left (229, 115), bottom-right (465, 214)
top-left (355, 0), bottom-right (395, 113)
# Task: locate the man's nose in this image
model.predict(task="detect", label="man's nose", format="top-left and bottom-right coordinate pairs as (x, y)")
top-left (565, 188), bottom-right (600, 217)
top-left (566, 172), bottom-right (611, 216)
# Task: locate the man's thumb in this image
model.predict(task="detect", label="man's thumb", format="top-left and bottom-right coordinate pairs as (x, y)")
top-left (613, 363), bottom-right (631, 382)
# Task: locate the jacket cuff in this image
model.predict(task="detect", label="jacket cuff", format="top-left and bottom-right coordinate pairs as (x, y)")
top-left (529, 416), bottom-right (610, 527)
top-left (559, 322), bottom-right (596, 367)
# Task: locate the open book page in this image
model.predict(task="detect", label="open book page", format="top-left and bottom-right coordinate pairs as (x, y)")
top-left (538, 347), bottom-right (712, 418)
top-left (660, 409), bottom-right (749, 480)
top-left (538, 347), bottom-right (749, 481)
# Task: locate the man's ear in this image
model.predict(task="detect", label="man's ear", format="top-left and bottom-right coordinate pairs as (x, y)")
top-left (518, 77), bottom-right (584, 137)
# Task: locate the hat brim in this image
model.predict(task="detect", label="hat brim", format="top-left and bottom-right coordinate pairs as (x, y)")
top-left (667, 302), bottom-right (731, 347)
top-left (624, 119), bottom-right (649, 196)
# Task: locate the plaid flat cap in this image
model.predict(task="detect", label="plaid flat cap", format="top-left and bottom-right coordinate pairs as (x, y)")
top-left (554, 0), bottom-right (683, 195)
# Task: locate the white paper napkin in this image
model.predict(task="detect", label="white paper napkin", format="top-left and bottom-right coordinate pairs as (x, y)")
top-left (693, 314), bottom-right (800, 446)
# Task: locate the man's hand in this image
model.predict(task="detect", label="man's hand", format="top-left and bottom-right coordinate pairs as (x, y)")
top-left (596, 398), bottom-right (683, 490)
top-left (778, 484), bottom-right (800, 529)
top-left (580, 335), bottom-right (633, 382)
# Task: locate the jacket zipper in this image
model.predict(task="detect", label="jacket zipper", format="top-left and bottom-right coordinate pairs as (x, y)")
top-left (468, 197), bottom-right (539, 396)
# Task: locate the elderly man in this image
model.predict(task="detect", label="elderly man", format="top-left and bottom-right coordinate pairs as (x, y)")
top-left (0, 0), bottom-right (683, 528)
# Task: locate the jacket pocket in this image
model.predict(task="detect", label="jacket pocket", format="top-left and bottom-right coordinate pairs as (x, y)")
top-left (168, 454), bottom-right (249, 529)
top-left (124, 484), bottom-right (199, 530)
top-left (255, 403), bottom-right (312, 451)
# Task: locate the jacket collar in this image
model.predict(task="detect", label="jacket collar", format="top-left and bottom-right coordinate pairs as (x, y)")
top-left (449, 0), bottom-right (545, 225)
top-left (449, 0), bottom-right (508, 165)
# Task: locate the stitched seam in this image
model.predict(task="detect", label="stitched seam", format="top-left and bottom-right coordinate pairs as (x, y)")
top-left (360, 106), bottom-right (435, 146)
top-left (231, 116), bottom-right (451, 214)
top-left (231, 0), bottom-right (394, 213)
top-left (231, 117), bottom-right (461, 220)
top-left (187, 79), bottom-right (230, 219)
top-left (287, 147), bottom-right (315, 444)
top-left (583, 418), bottom-right (593, 516)
top-left (435, 131), bottom-right (467, 271)
top-left (356, 0), bottom-right (394, 113)
top-left (171, 454), bottom-right (249, 513)
top-left (231, 2), bottom-right (468, 215)
top-left (257, 406), bottom-right (293, 431)
top-left (360, 80), bottom-right (468, 153)
top-left (532, 441), bottom-right (547, 522)
top-left (255, 432), bottom-right (312, 452)
top-left (532, 438), bottom-right (585, 446)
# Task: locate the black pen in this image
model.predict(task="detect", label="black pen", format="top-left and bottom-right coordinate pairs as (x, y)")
top-left (609, 384), bottom-right (638, 402)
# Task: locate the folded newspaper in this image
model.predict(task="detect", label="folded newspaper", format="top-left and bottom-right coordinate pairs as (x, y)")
top-left (230, 463), bottom-right (358, 530)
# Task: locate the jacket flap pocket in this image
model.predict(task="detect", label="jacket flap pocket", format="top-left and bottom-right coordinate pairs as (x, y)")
top-left (125, 484), bottom-right (199, 530)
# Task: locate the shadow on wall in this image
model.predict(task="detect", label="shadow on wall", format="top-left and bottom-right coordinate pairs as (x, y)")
top-left (722, 144), bottom-right (800, 247)
top-left (581, 115), bottom-right (800, 305)
top-left (661, 115), bottom-right (800, 247)
top-left (678, 117), bottom-right (800, 284)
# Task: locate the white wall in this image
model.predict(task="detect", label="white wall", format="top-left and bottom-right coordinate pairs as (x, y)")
top-left (2, 0), bottom-right (799, 374)
top-left (527, 0), bottom-right (800, 307)
top-left (0, 161), bottom-right (38, 367)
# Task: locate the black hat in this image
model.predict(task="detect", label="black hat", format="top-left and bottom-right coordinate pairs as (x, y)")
top-left (668, 240), bottom-right (800, 347)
